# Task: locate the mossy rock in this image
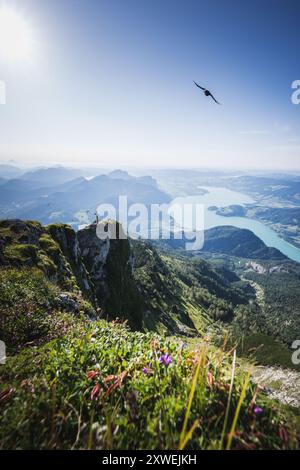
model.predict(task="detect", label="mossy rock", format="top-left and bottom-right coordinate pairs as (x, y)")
top-left (4, 244), bottom-right (38, 265)
top-left (47, 223), bottom-right (74, 239)
top-left (37, 251), bottom-right (58, 278)
top-left (39, 234), bottom-right (59, 251)
top-left (0, 227), bottom-right (13, 240)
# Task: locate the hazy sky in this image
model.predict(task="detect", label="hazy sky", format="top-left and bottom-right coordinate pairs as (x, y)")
top-left (0, 0), bottom-right (300, 170)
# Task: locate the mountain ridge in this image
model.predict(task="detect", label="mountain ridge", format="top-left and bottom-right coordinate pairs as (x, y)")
top-left (0, 171), bottom-right (170, 227)
top-left (0, 219), bottom-right (254, 341)
top-left (153, 225), bottom-right (287, 260)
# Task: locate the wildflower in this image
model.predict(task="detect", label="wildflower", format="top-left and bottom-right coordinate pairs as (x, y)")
top-left (159, 354), bottom-right (173, 366)
top-left (87, 370), bottom-right (98, 380)
top-left (104, 374), bottom-right (116, 383)
top-left (90, 383), bottom-right (102, 400)
top-left (142, 365), bottom-right (153, 374)
top-left (254, 406), bottom-right (263, 415)
top-left (104, 371), bottom-right (128, 397)
top-left (207, 371), bottom-right (214, 388)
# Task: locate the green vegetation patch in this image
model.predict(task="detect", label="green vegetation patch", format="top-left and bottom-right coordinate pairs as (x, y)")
top-left (237, 334), bottom-right (300, 372)
top-left (0, 320), bottom-right (297, 450)
top-left (0, 268), bottom-right (58, 351)
top-left (4, 243), bottom-right (38, 265)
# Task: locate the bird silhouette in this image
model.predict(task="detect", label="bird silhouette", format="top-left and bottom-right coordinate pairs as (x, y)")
top-left (193, 81), bottom-right (221, 104)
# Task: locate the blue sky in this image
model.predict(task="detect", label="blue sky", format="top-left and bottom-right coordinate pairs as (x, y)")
top-left (0, 0), bottom-right (300, 169)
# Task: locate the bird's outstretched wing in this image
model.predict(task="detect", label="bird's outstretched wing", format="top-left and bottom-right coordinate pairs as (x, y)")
top-left (193, 81), bottom-right (205, 90)
top-left (209, 92), bottom-right (221, 105)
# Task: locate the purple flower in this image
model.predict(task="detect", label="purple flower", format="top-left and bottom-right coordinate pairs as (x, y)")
top-left (143, 364), bottom-right (153, 374)
top-left (159, 354), bottom-right (173, 366)
top-left (254, 406), bottom-right (263, 415)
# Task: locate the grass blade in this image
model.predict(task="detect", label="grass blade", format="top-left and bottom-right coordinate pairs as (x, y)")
top-left (220, 349), bottom-right (236, 449)
top-left (179, 348), bottom-right (205, 449)
top-left (226, 366), bottom-right (252, 450)
top-left (178, 419), bottom-right (199, 450)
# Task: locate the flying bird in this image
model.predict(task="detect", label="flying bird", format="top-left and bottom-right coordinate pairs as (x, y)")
top-left (193, 81), bottom-right (221, 104)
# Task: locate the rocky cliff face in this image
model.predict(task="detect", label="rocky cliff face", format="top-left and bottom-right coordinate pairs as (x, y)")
top-left (77, 221), bottom-right (142, 328)
top-left (0, 219), bottom-right (142, 328)
top-left (0, 219), bottom-right (253, 336)
top-left (47, 222), bottom-right (92, 296)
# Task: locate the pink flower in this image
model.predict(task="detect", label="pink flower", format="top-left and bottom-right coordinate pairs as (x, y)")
top-left (207, 371), bottom-right (214, 388)
top-left (90, 383), bottom-right (102, 400)
top-left (87, 370), bottom-right (98, 380)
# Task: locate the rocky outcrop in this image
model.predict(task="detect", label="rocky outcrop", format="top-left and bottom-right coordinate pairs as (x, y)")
top-left (47, 223), bottom-right (92, 297)
top-left (246, 260), bottom-right (288, 275)
top-left (0, 219), bottom-right (142, 329)
top-left (77, 221), bottom-right (143, 328)
top-left (252, 365), bottom-right (300, 407)
top-left (246, 261), bottom-right (268, 274)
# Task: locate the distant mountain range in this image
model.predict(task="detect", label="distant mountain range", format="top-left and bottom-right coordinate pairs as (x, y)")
top-left (19, 167), bottom-right (93, 186)
top-left (0, 166), bottom-right (170, 227)
top-left (0, 164), bottom-right (23, 179)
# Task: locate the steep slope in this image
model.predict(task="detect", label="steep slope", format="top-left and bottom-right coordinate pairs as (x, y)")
top-left (77, 222), bottom-right (143, 329)
top-left (0, 219), bottom-right (92, 295)
top-left (0, 219), bottom-right (143, 329)
top-left (1, 319), bottom-right (298, 450)
top-left (131, 240), bottom-right (253, 334)
top-left (0, 219), bottom-right (253, 339)
top-left (1, 219), bottom-right (300, 450)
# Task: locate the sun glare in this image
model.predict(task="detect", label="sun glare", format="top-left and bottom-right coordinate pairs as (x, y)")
top-left (0, 7), bottom-right (34, 61)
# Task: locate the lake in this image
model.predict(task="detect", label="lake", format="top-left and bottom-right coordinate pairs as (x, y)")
top-left (172, 187), bottom-right (300, 263)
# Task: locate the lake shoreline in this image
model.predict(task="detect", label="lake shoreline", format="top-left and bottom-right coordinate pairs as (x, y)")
top-left (172, 187), bottom-right (300, 263)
